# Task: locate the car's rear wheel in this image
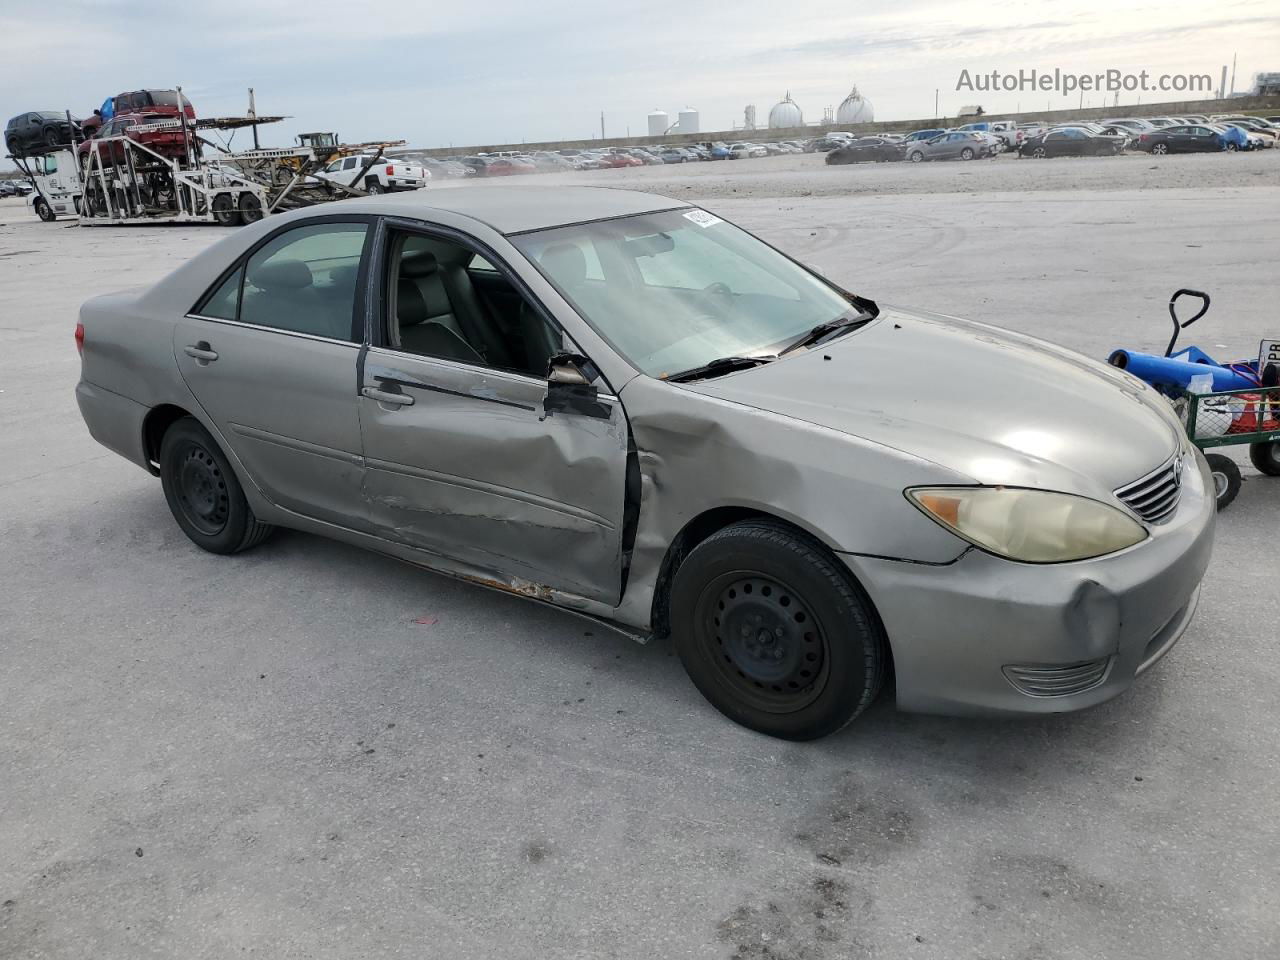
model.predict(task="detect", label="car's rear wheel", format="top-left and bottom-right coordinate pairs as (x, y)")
top-left (1152, 143), bottom-right (1168, 155)
top-left (34, 198), bottom-right (54, 222)
top-left (159, 417), bottom-right (275, 554)
top-left (670, 520), bottom-right (886, 740)
top-left (960, 147), bottom-right (975, 160)
top-left (44, 126), bottom-right (61, 147)
top-left (211, 192), bottom-right (239, 226)
top-left (1205, 453), bottom-right (1241, 509)
top-left (365, 180), bottom-right (385, 195)
top-left (238, 193), bottom-right (263, 224)
top-left (1248, 441), bottom-right (1280, 477)
top-left (1225, 142), bottom-right (1238, 152)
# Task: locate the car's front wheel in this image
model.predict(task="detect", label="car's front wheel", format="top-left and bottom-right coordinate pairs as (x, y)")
top-left (159, 417), bottom-right (275, 554)
top-left (34, 197), bottom-right (54, 222)
top-left (1151, 143), bottom-right (1169, 155)
top-left (670, 520), bottom-right (886, 740)
top-left (909, 151), bottom-right (923, 163)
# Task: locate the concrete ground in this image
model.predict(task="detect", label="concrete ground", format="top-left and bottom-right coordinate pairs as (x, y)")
top-left (1, 151), bottom-right (1278, 960)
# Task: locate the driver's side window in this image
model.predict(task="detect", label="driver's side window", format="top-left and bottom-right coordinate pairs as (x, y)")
top-left (384, 230), bottom-right (563, 378)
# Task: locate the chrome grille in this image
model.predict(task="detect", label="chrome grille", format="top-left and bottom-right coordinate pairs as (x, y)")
top-left (1115, 456), bottom-right (1182, 524)
top-left (1003, 658), bottom-right (1111, 698)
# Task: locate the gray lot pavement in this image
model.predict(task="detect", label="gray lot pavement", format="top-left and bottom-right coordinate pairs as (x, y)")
top-left (1, 157), bottom-right (1279, 960)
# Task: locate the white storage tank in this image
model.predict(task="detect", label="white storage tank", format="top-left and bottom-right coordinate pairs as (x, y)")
top-left (677, 108), bottom-right (699, 134)
top-left (768, 92), bottom-right (804, 129)
top-left (835, 86), bottom-right (874, 125)
top-left (647, 110), bottom-right (670, 137)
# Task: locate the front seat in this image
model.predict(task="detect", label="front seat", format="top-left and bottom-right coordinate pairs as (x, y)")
top-left (396, 253), bottom-right (485, 366)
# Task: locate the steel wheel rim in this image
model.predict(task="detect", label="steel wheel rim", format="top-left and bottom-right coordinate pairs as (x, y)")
top-left (1212, 470), bottom-right (1229, 497)
top-left (697, 572), bottom-right (830, 714)
top-left (174, 442), bottom-right (230, 536)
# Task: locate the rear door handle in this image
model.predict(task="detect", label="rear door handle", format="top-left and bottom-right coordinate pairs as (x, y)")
top-left (362, 386), bottom-right (414, 407)
top-left (183, 343), bottom-right (218, 363)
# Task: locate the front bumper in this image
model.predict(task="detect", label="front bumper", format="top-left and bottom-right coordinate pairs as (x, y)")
top-left (841, 454), bottom-right (1217, 716)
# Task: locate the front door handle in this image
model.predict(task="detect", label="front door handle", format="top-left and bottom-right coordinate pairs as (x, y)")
top-left (362, 386), bottom-right (414, 407)
top-left (183, 342), bottom-right (218, 363)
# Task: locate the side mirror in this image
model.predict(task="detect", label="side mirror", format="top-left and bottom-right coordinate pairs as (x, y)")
top-left (548, 355), bottom-right (592, 386)
top-left (543, 353), bottom-right (611, 419)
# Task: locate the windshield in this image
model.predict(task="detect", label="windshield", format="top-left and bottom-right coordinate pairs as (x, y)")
top-left (512, 208), bottom-right (868, 378)
top-left (147, 90), bottom-right (182, 107)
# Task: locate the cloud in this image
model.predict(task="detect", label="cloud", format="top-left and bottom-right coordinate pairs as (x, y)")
top-left (2, 0), bottom-right (1277, 148)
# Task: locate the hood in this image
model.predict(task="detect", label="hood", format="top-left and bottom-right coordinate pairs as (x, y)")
top-left (688, 307), bottom-right (1182, 497)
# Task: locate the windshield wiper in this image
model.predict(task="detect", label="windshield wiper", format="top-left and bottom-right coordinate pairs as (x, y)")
top-left (665, 355), bottom-right (777, 383)
top-left (779, 313), bottom-right (872, 355)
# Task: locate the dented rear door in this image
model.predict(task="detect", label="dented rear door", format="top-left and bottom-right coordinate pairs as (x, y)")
top-left (358, 349), bottom-right (629, 605)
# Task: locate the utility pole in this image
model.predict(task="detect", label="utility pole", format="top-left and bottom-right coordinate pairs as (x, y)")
top-left (600, 111), bottom-right (605, 140)
top-left (934, 88), bottom-right (939, 118)
top-left (1230, 53), bottom-right (1237, 96)
top-left (248, 87), bottom-right (259, 149)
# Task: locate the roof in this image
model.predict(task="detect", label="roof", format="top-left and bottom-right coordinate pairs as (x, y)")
top-left (351, 185), bottom-right (689, 235)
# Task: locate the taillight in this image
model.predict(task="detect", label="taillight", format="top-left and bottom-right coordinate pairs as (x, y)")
top-left (1139, 133), bottom-right (1148, 141)
top-left (74, 321), bottom-right (84, 355)
top-left (386, 165), bottom-right (394, 176)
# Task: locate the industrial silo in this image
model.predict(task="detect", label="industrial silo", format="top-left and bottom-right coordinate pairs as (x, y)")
top-left (835, 86), bottom-right (875, 125)
top-left (767, 92), bottom-right (804, 129)
top-left (677, 108), bottom-right (700, 134)
top-left (647, 110), bottom-right (670, 137)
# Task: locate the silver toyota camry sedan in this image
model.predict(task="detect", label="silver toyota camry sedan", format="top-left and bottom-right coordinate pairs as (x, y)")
top-left (75, 186), bottom-right (1215, 739)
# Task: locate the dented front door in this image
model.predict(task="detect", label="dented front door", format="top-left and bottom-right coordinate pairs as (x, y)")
top-left (358, 348), bottom-right (629, 605)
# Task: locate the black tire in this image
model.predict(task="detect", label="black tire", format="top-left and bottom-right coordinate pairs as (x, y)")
top-left (44, 126), bottom-right (61, 147)
top-left (1248, 441), bottom-right (1280, 477)
top-left (670, 520), bottom-right (886, 740)
top-left (1032, 146), bottom-right (1047, 159)
top-left (34, 198), bottom-right (54, 222)
top-left (1152, 143), bottom-right (1168, 155)
top-left (5, 135), bottom-right (19, 155)
top-left (238, 192), bottom-right (263, 224)
top-left (365, 180), bottom-right (385, 195)
top-left (159, 417), bottom-right (275, 554)
top-left (211, 192), bottom-right (239, 226)
top-left (909, 151), bottom-right (923, 163)
top-left (960, 147), bottom-right (975, 160)
top-left (1204, 453), bottom-right (1241, 510)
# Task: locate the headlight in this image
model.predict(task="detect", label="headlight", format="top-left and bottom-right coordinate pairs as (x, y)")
top-left (907, 487), bottom-right (1147, 563)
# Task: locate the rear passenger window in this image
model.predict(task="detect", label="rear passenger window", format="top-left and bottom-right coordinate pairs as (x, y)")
top-left (194, 223), bottom-right (368, 341)
top-left (200, 267), bottom-right (242, 320)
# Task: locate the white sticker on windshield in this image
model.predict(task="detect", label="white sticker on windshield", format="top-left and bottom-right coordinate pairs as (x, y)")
top-left (683, 210), bottom-right (722, 228)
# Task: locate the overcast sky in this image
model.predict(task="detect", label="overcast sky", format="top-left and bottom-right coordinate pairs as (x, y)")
top-left (2, 0), bottom-right (1277, 150)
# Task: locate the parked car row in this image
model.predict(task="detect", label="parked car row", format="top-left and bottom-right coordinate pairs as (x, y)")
top-left (0, 179), bottom-right (34, 196)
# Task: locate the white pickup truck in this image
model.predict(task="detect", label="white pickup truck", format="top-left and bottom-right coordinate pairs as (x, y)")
top-left (315, 154), bottom-right (429, 194)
